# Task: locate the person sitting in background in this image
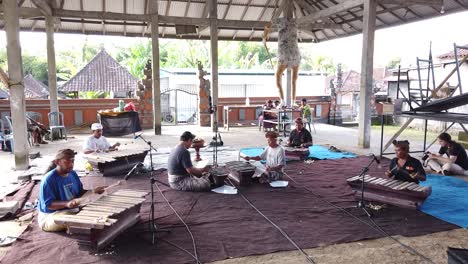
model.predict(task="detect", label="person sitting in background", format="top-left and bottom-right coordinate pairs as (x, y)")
top-left (385, 140), bottom-right (426, 183)
top-left (27, 116), bottom-right (49, 146)
top-left (83, 123), bottom-right (120, 154)
top-left (167, 131), bottom-right (212, 192)
top-left (274, 100), bottom-right (284, 109)
top-left (242, 131), bottom-right (286, 183)
top-left (260, 99), bottom-right (277, 130)
top-left (287, 117), bottom-right (313, 148)
top-left (38, 149), bottom-right (106, 232)
top-left (426, 132), bottom-right (468, 176)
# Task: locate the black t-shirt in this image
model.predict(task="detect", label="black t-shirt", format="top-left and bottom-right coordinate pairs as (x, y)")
top-left (167, 144), bottom-right (193, 176)
top-left (439, 142), bottom-right (468, 170)
top-left (389, 156), bottom-right (426, 183)
top-left (289, 128), bottom-right (313, 147)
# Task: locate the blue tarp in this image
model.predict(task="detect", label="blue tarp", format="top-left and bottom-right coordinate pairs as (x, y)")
top-left (420, 174), bottom-right (468, 228)
top-left (239, 145), bottom-right (356, 160)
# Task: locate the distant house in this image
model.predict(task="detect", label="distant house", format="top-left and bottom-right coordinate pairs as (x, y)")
top-left (0, 74), bottom-right (61, 99)
top-left (60, 49), bottom-right (138, 98)
top-left (326, 68), bottom-right (387, 121)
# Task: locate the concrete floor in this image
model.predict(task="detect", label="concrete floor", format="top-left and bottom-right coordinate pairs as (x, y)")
top-left (0, 122), bottom-right (447, 183)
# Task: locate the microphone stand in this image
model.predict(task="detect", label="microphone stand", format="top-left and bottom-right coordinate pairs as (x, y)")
top-left (209, 102), bottom-right (222, 168)
top-left (356, 156), bottom-right (377, 218)
top-left (133, 134), bottom-right (169, 245)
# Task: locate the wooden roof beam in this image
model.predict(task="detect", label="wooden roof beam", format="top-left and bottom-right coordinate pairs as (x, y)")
top-left (248, 0), bottom-right (273, 40)
top-left (377, 0), bottom-right (443, 7)
top-left (162, 0), bottom-right (171, 37)
top-left (141, 0), bottom-right (148, 36)
top-left (232, 0), bottom-right (253, 39)
top-left (102, 0), bottom-right (106, 34)
top-left (31, 0), bottom-right (52, 16)
top-left (297, 0), bottom-right (364, 25)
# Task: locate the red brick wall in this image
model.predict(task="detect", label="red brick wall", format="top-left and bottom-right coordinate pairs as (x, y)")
top-left (0, 98), bottom-right (139, 127)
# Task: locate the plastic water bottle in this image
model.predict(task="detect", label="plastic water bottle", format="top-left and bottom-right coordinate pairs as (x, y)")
top-left (119, 100), bottom-right (124, 112)
top-left (245, 97), bottom-right (250, 106)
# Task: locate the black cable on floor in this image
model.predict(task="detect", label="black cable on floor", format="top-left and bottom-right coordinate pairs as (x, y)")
top-left (154, 182), bottom-right (202, 264)
top-left (283, 172), bottom-right (435, 264)
top-left (227, 178), bottom-right (316, 264)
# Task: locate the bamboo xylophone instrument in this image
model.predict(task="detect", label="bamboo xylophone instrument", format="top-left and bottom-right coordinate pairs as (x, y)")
top-left (84, 148), bottom-right (148, 176)
top-left (346, 175), bottom-right (431, 209)
top-left (284, 147), bottom-right (310, 160)
top-left (225, 161), bottom-right (256, 186)
top-left (54, 189), bottom-right (148, 250)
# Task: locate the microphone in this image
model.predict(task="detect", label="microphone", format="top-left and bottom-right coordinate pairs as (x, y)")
top-left (134, 133), bottom-right (143, 139)
top-left (371, 154), bottom-right (382, 169)
top-left (208, 96), bottom-right (214, 114)
top-left (124, 162), bottom-right (144, 181)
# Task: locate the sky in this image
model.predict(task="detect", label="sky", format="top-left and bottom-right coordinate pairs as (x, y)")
top-left (1, 10), bottom-right (468, 72)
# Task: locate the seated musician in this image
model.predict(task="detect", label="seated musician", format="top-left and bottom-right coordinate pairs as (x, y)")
top-left (38, 149), bottom-right (106, 232)
top-left (385, 140), bottom-right (426, 183)
top-left (167, 131), bottom-right (212, 192)
top-left (426, 132), bottom-right (468, 176)
top-left (287, 117), bottom-right (313, 148)
top-left (242, 131), bottom-right (286, 183)
top-left (26, 116), bottom-right (49, 146)
top-left (83, 123), bottom-right (120, 154)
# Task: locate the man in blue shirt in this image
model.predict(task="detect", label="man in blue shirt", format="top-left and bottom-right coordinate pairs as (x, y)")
top-left (38, 149), bottom-right (106, 232)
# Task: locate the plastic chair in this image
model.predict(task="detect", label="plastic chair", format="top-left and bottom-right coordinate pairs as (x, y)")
top-left (48, 111), bottom-right (67, 141)
top-left (26, 111), bottom-right (43, 123)
top-left (0, 119), bottom-right (13, 152)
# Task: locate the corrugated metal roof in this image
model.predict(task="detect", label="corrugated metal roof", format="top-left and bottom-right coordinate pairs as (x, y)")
top-left (1, 0), bottom-right (467, 42)
top-left (60, 49), bottom-right (138, 92)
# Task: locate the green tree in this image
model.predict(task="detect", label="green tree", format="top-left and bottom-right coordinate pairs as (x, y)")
top-left (387, 57), bottom-right (401, 69)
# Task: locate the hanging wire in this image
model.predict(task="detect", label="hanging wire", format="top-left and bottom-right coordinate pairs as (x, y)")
top-left (154, 182), bottom-right (202, 264)
top-left (227, 178), bottom-right (316, 264)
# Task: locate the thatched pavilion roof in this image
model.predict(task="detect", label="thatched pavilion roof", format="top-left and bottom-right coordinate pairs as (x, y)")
top-left (59, 49), bottom-right (138, 93)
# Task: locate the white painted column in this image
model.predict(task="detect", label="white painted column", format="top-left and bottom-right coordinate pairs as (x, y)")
top-left (358, 0), bottom-right (376, 148)
top-left (150, 0), bottom-right (162, 135)
top-left (46, 15), bottom-right (59, 114)
top-left (4, 0), bottom-right (29, 169)
top-left (209, 0), bottom-right (219, 132)
top-left (286, 69), bottom-right (292, 107)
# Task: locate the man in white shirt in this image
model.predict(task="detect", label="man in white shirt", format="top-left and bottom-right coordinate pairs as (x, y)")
top-left (83, 123), bottom-right (120, 154)
top-left (242, 131), bottom-right (286, 183)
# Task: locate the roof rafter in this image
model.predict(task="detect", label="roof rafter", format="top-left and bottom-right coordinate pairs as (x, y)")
top-left (102, 0), bottom-right (106, 34)
top-left (232, 0), bottom-right (253, 39)
top-left (297, 0), bottom-right (364, 25)
top-left (31, 0), bottom-right (52, 16)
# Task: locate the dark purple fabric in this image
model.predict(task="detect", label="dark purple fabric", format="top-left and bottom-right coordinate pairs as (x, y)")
top-left (2, 157), bottom-right (457, 264)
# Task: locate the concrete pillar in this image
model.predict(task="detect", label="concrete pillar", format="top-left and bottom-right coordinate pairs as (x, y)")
top-left (150, 0), bottom-right (161, 135)
top-left (46, 16), bottom-right (59, 114)
top-left (209, 0), bottom-right (218, 132)
top-left (358, 0), bottom-right (376, 148)
top-left (4, 0), bottom-right (29, 169)
top-left (286, 69), bottom-right (292, 107)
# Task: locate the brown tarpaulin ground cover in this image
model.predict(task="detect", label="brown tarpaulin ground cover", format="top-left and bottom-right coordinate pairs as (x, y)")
top-left (1, 157), bottom-right (457, 264)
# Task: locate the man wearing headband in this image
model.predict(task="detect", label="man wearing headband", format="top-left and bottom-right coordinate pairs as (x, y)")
top-left (242, 131), bottom-right (286, 183)
top-left (83, 123), bottom-right (120, 154)
top-left (385, 140), bottom-right (426, 183)
top-left (167, 131), bottom-right (212, 192)
top-left (287, 117), bottom-right (313, 148)
top-left (38, 149), bottom-right (107, 232)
